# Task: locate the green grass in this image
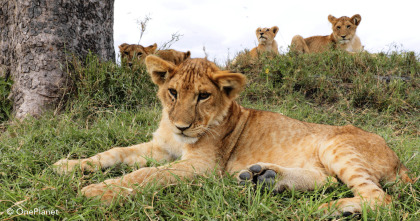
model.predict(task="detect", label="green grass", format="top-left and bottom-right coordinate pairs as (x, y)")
top-left (0, 51), bottom-right (419, 220)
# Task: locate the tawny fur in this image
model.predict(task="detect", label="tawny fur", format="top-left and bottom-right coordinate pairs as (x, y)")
top-left (155, 49), bottom-right (191, 66)
top-left (291, 14), bottom-right (363, 53)
top-left (54, 56), bottom-right (412, 215)
top-left (119, 43), bottom-right (190, 66)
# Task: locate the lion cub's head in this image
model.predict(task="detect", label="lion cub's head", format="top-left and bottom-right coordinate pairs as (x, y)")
top-left (328, 14), bottom-right (361, 44)
top-left (119, 43), bottom-right (157, 66)
top-left (255, 26), bottom-right (279, 45)
top-left (145, 56), bottom-right (246, 144)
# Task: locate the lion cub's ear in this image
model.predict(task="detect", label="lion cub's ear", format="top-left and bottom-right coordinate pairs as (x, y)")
top-left (184, 51), bottom-right (191, 59)
top-left (119, 43), bottom-right (129, 51)
top-left (350, 14), bottom-right (362, 26)
top-left (145, 43), bottom-right (158, 54)
top-left (328, 15), bottom-right (337, 24)
top-left (212, 71), bottom-right (247, 99)
top-left (145, 55), bottom-right (175, 86)
top-left (271, 26), bottom-right (279, 36)
top-left (255, 27), bottom-right (262, 35)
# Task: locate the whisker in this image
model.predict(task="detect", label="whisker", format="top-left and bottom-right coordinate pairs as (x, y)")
top-left (204, 125), bottom-right (220, 139)
top-left (205, 128), bottom-right (216, 139)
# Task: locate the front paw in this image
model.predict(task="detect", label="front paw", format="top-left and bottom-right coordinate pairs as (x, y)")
top-left (53, 159), bottom-right (99, 175)
top-left (53, 159), bottom-right (81, 175)
top-left (81, 180), bottom-right (133, 203)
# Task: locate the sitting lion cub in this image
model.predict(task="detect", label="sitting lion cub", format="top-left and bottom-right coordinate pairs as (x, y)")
top-left (54, 56), bottom-right (412, 216)
top-left (119, 43), bottom-right (191, 66)
top-left (232, 26), bottom-right (279, 65)
top-left (250, 26), bottom-right (280, 58)
top-left (291, 14), bottom-right (363, 53)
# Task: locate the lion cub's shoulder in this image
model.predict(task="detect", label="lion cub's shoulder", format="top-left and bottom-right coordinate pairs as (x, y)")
top-left (156, 49), bottom-right (191, 65)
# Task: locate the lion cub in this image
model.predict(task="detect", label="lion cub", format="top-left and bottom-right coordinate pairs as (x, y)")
top-left (119, 43), bottom-right (191, 66)
top-left (291, 14), bottom-right (363, 53)
top-left (250, 26), bottom-right (280, 58)
top-left (232, 26), bottom-right (279, 66)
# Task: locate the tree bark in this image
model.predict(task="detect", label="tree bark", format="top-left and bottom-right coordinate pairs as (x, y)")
top-left (0, 0), bottom-right (115, 119)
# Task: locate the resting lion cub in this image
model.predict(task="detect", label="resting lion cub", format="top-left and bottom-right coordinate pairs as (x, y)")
top-left (54, 56), bottom-right (412, 216)
top-left (119, 43), bottom-right (191, 66)
top-left (291, 14), bottom-right (363, 53)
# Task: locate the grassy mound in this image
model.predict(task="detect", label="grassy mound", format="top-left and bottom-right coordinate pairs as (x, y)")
top-left (231, 50), bottom-right (419, 113)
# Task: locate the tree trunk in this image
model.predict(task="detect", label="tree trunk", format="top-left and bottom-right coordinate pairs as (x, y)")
top-left (0, 0), bottom-right (115, 119)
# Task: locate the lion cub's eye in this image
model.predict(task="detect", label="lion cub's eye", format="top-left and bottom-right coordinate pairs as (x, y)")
top-left (337, 26), bottom-right (341, 30)
top-left (136, 52), bottom-right (143, 57)
top-left (169, 89), bottom-right (177, 98)
top-left (124, 51), bottom-right (129, 55)
top-left (266, 29), bottom-right (270, 32)
top-left (347, 25), bottom-right (351, 29)
top-left (198, 92), bottom-right (210, 101)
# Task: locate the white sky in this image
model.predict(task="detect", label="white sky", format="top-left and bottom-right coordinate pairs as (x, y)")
top-left (114, 0), bottom-right (420, 64)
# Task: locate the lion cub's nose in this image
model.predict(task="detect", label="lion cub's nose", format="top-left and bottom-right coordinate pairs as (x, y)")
top-left (341, 35), bottom-right (346, 39)
top-left (175, 124), bottom-right (191, 132)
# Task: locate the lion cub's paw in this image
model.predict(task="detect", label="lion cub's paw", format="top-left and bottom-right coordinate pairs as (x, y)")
top-left (318, 199), bottom-right (363, 217)
top-left (53, 159), bottom-right (99, 175)
top-left (53, 159), bottom-right (81, 175)
top-left (238, 163), bottom-right (281, 193)
top-left (81, 180), bottom-right (133, 204)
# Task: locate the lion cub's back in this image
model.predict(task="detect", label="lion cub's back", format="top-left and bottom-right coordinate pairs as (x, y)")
top-left (156, 49), bottom-right (191, 65)
top-left (304, 35), bottom-right (334, 53)
top-left (227, 109), bottom-right (325, 171)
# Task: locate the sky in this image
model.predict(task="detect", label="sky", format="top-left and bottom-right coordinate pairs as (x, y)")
top-left (114, 0), bottom-right (420, 64)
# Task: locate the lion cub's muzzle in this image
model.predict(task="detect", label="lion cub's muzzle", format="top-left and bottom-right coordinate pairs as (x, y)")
top-left (171, 121), bottom-right (207, 144)
top-left (172, 123), bottom-right (200, 144)
top-left (338, 35), bottom-right (350, 44)
top-left (175, 123), bottom-right (191, 133)
top-left (259, 33), bottom-right (267, 40)
top-left (173, 122), bottom-right (194, 135)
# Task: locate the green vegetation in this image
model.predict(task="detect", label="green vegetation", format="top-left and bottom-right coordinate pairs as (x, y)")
top-left (0, 76), bottom-right (12, 124)
top-left (0, 50), bottom-right (419, 220)
top-left (231, 50), bottom-right (419, 114)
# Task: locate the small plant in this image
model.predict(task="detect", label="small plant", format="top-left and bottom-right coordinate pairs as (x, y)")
top-left (0, 76), bottom-right (13, 123)
top-left (135, 15), bottom-right (183, 50)
top-left (136, 15), bottom-right (151, 44)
